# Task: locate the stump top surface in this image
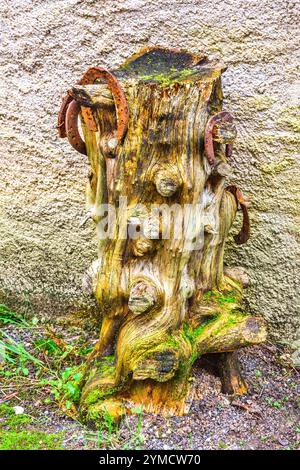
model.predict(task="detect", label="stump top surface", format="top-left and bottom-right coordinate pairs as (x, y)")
top-left (114, 46), bottom-right (226, 86)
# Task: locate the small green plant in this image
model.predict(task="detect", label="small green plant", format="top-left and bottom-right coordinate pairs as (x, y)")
top-left (0, 304), bottom-right (30, 326)
top-left (134, 405), bottom-right (143, 439)
top-left (102, 407), bottom-right (114, 436)
top-left (255, 369), bottom-right (262, 378)
top-left (85, 406), bottom-right (121, 448)
top-left (45, 366), bottom-right (83, 411)
top-left (34, 338), bottom-right (63, 356)
top-left (0, 304), bottom-right (93, 417)
top-left (0, 304), bottom-right (42, 378)
top-left (0, 329), bottom-right (43, 369)
top-left (122, 406), bottom-right (144, 450)
top-left (218, 440), bottom-right (228, 449)
top-left (265, 397), bottom-right (284, 409)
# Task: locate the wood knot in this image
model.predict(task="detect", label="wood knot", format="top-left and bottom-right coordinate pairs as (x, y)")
top-left (153, 165), bottom-right (182, 197)
top-left (132, 236), bottom-right (156, 257)
top-left (211, 161), bottom-right (232, 178)
top-left (128, 278), bottom-right (162, 315)
top-left (99, 132), bottom-right (118, 158)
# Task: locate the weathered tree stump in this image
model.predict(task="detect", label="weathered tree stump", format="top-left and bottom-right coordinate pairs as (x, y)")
top-left (58, 47), bottom-right (267, 425)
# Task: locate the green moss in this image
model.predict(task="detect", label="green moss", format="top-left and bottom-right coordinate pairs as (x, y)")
top-left (163, 334), bottom-right (183, 350)
top-left (181, 288), bottom-right (243, 345)
top-left (85, 400), bottom-right (125, 429)
top-left (79, 356), bottom-right (119, 412)
top-left (2, 413), bottom-right (32, 428)
top-left (102, 354), bottom-right (115, 362)
top-left (116, 47), bottom-right (221, 87)
top-left (0, 430), bottom-right (63, 450)
top-left (188, 350), bottom-right (199, 367)
top-left (85, 355), bottom-right (115, 377)
top-left (183, 317), bottom-right (218, 343)
top-left (211, 314), bottom-right (242, 336)
top-left (0, 404), bottom-right (13, 417)
top-left (182, 317), bottom-right (220, 368)
top-left (97, 358), bottom-right (115, 375)
top-left (0, 404), bottom-right (32, 429)
top-left (117, 48), bottom-right (201, 79)
top-left (175, 288), bottom-right (246, 370)
top-left (0, 404), bottom-right (63, 450)
top-left (182, 323), bottom-right (194, 343)
top-left (193, 317), bottom-right (218, 337)
top-left (203, 291), bottom-right (213, 300)
top-left (84, 385), bottom-right (117, 406)
top-left (218, 295), bottom-right (238, 305)
top-left (85, 403), bottom-right (103, 423)
top-left (139, 68), bottom-right (199, 87)
top-left (203, 288), bottom-right (241, 306)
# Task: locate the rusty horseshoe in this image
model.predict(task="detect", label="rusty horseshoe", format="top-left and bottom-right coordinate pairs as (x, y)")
top-left (204, 111), bottom-right (235, 165)
top-left (57, 67), bottom-right (129, 155)
top-left (226, 185), bottom-right (250, 245)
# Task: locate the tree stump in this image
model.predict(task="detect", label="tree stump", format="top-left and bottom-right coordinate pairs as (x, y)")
top-left (58, 47), bottom-right (267, 425)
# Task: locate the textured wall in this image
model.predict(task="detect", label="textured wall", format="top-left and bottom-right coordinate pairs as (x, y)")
top-left (0, 0), bottom-right (299, 344)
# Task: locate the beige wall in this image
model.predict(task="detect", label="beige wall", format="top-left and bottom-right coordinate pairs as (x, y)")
top-left (0, 0), bottom-right (299, 344)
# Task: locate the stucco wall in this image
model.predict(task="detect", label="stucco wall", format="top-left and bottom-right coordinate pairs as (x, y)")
top-left (0, 0), bottom-right (299, 344)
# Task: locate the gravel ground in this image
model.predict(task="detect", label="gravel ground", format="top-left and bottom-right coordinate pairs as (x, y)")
top-left (1, 322), bottom-right (299, 450)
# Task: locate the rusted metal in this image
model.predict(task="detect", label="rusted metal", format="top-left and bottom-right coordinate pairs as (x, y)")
top-left (57, 94), bottom-right (73, 138)
top-left (226, 185), bottom-right (250, 244)
top-left (204, 111), bottom-right (235, 165)
top-left (82, 67), bottom-right (129, 143)
top-left (65, 100), bottom-right (86, 155)
top-left (57, 67), bottom-right (129, 155)
top-left (225, 142), bottom-right (233, 159)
